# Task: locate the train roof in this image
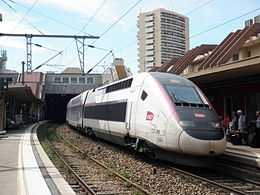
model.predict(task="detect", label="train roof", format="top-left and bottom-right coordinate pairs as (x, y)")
top-left (67, 92), bottom-right (86, 107)
top-left (87, 72), bottom-right (195, 95)
top-left (149, 72), bottom-right (194, 86)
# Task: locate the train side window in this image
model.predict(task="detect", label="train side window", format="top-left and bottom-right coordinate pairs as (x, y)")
top-left (141, 90), bottom-right (148, 101)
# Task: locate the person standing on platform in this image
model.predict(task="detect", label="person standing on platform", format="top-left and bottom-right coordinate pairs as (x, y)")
top-left (256, 111), bottom-right (260, 147)
top-left (230, 111), bottom-right (237, 131)
top-left (223, 114), bottom-right (230, 134)
top-left (237, 110), bottom-right (247, 144)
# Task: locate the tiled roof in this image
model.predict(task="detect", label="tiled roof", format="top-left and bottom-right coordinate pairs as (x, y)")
top-left (167, 44), bottom-right (217, 74)
top-left (198, 23), bottom-right (260, 70)
top-left (156, 57), bottom-right (180, 72)
top-left (158, 23), bottom-right (260, 75)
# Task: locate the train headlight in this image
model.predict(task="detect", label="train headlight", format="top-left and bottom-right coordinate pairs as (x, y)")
top-left (179, 120), bottom-right (195, 127)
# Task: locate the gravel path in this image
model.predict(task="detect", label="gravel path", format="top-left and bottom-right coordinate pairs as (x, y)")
top-left (54, 124), bottom-right (230, 195)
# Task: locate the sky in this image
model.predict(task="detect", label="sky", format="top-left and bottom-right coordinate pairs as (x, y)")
top-left (0, 0), bottom-right (260, 74)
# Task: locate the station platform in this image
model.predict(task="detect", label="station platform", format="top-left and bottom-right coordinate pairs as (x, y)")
top-left (0, 123), bottom-right (75, 195)
top-left (223, 142), bottom-right (260, 168)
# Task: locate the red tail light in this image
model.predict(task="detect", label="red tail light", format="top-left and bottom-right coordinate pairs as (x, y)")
top-left (146, 111), bottom-right (154, 121)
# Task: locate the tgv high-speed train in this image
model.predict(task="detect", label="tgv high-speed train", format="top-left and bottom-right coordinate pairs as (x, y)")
top-left (66, 72), bottom-right (226, 165)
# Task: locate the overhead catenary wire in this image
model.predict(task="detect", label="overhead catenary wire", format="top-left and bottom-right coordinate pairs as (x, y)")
top-left (32, 50), bottom-right (63, 71)
top-left (118, 5), bottom-right (260, 68)
top-left (86, 50), bottom-right (113, 74)
top-left (114, 0), bottom-right (215, 57)
top-left (11, 0), bottom-right (40, 32)
top-left (1, 0), bottom-right (16, 11)
top-left (66, 0), bottom-right (144, 72)
top-left (61, 0), bottom-right (108, 56)
top-left (79, 0), bottom-right (107, 34)
top-left (0, 0), bottom-right (44, 34)
top-left (6, 0), bottom-right (93, 36)
top-left (92, 0), bottom-right (144, 45)
top-left (32, 43), bottom-right (59, 52)
top-left (58, 0), bottom-right (112, 71)
top-left (190, 7), bottom-right (260, 39)
top-left (185, 0), bottom-right (215, 15)
top-left (106, 0), bottom-right (215, 62)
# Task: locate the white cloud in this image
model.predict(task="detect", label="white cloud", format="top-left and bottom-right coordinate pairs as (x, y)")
top-left (0, 38), bottom-right (25, 49)
top-left (19, 0), bottom-right (122, 24)
top-left (0, 37), bottom-right (50, 54)
top-left (0, 20), bottom-right (41, 34)
top-left (0, 7), bottom-right (45, 33)
top-left (0, 7), bottom-right (48, 49)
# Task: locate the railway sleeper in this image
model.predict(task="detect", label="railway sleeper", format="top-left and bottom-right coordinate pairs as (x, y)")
top-left (96, 191), bottom-right (131, 195)
top-left (245, 189), bottom-right (260, 193)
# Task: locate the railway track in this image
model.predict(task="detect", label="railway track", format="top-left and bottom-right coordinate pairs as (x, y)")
top-left (42, 124), bottom-right (260, 195)
top-left (55, 132), bottom-right (260, 195)
top-left (168, 162), bottom-right (260, 195)
top-left (46, 133), bottom-right (150, 195)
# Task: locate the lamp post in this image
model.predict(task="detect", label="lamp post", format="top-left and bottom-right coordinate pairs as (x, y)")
top-left (0, 78), bottom-right (8, 133)
top-left (0, 14), bottom-right (7, 133)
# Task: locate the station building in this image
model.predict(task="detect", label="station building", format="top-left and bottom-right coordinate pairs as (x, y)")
top-left (1, 71), bottom-right (45, 129)
top-left (155, 17), bottom-right (260, 125)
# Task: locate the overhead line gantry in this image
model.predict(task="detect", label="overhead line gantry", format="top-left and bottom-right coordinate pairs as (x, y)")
top-left (0, 33), bottom-right (99, 73)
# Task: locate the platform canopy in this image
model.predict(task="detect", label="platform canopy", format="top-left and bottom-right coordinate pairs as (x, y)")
top-left (7, 84), bottom-right (41, 103)
top-left (186, 55), bottom-right (260, 84)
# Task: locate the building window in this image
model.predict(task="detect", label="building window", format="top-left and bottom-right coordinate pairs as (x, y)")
top-left (87, 77), bottom-right (94, 84)
top-left (71, 77), bottom-right (77, 84)
top-left (54, 77), bottom-right (61, 83)
top-left (62, 77), bottom-right (69, 83)
top-left (79, 77), bottom-right (85, 84)
top-left (232, 53), bottom-right (239, 61)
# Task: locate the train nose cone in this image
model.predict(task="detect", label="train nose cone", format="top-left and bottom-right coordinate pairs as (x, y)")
top-left (179, 131), bottom-right (226, 156)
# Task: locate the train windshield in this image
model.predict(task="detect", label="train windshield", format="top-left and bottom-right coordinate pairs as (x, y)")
top-left (165, 85), bottom-right (203, 104)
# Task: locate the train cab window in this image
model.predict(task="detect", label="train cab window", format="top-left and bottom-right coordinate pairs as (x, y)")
top-left (141, 90), bottom-right (148, 101)
top-left (166, 85), bottom-right (202, 104)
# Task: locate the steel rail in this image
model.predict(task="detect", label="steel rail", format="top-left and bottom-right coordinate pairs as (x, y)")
top-left (46, 124), bottom-right (260, 195)
top-left (56, 131), bottom-right (246, 194)
top-left (46, 139), bottom-right (97, 195)
top-left (56, 133), bottom-right (151, 195)
top-left (168, 166), bottom-right (248, 195)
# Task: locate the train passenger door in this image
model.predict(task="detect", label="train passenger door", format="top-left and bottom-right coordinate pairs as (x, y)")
top-left (81, 91), bottom-right (88, 129)
top-left (125, 101), bottom-right (132, 132)
top-left (126, 86), bottom-right (140, 136)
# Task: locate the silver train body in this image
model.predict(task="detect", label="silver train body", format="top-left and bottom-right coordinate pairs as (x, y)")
top-left (66, 72), bottom-right (226, 165)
